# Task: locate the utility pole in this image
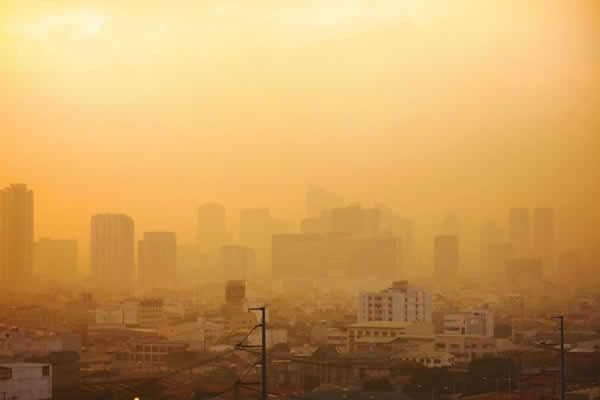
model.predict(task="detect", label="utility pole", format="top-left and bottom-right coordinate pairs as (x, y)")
top-left (249, 306), bottom-right (267, 400)
top-left (552, 316), bottom-right (565, 400)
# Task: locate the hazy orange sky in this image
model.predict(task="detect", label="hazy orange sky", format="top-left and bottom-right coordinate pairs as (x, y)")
top-left (1, 0), bottom-right (599, 273)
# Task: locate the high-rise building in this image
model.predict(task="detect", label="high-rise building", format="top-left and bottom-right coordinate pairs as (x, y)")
top-left (223, 280), bottom-right (246, 314)
top-left (90, 214), bottom-right (135, 294)
top-left (197, 203), bottom-right (228, 256)
top-left (487, 242), bottom-right (513, 282)
top-left (221, 245), bottom-right (255, 281)
top-left (138, 232), bottom-right (177, 290)
top-left (392, 216), bottom-right (414, 270)
top-left (34, 238), bottom-right (78, 288)
top-left (509, 208), bottom-right (530, 257)
top-left (272, 233), bottom-right (399, 280)
top-left (240, 208), bottom-right (272, 272)
top-left (434, 236), bottom-right (459, 280)
top-left (331, 205), bottom-right (380, 235)
top-left (0, 184), bottom-right (34, 288)
top-left (533, 208), bottom-right (554, 272)
top-left (480, 220), bottom-right (501, 267)
top-left (306, 185), bottom-right (343, 218)
top-left (358, 281), bottom-right (432, 323)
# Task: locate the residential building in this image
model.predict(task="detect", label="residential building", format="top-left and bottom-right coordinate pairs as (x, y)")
top-left (138, 298), bottom-right (164, 329)
top-left (138, 232), bottom-right (177, 290)
top-left (434, 235), bottom-right (459, 280)
top-left (34, 238), bottom-right (78, 288)
top-left (434, 335), bottom-right (497, 364)
top-left (112, 340), bottom-right (188, 369)
top-left (0, 363), bottom-right (52, 400)
top-left (346, 321), bottom-right (435, 353)
top-left (0, 184), bottom-right (34, 289)
top-left (392, 351), bottom-right (455, 368)
top-left (358, 281), bottom-right (432, 323)
top-left (444, 308), bottom-right (495, 337)
top-left (90, 214), bottom-right (135, 294)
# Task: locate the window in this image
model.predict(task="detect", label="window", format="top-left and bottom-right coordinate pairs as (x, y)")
top-left (0, 367), bottom-right (11, 380)
top-left (42, 366), bottom-right (50, 376)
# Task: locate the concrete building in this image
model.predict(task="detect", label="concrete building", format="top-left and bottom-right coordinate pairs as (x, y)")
top-left (34, 238), bottom-right (78, 288)
top-left (197, 203), bottom-right (228, 257)
top-left (346, 321), bottom-right (435, 353)
top-left (220, 245), bottom-right (255, 281)
top-left (392, 351), bottom-right (455, 368)
top-left (90, 214), bottom-right (135, 294)
top-left (112, 340), bottom-right (188, 369)
top-left (0, 184), bottom-right (34, 289)
top-left (444, 308), bottom-right (495, 337)
top-left (358, 281), bottom-right (432, 323)
top-left (434, 235), bottom-right (459, 280)
top-left (434, 335), bottom-right (497, 364)
top-left (137, 298), bottom-right (164, 329)
top-left (509, 208), bottom-right (530, 257)
top-left (0, 363), bottom-right (52, 400)
top-left (138, 232), bottom-right (177, 290)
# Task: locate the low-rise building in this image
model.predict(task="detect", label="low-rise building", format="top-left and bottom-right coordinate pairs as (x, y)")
top-left (391, 351), bottom-right (455, 368)
top-left (444, 308), bottom-right (494, 337)
top-left (434, 335), bottom-right (496, 364)
top-left (0, 363), bottom-right (52, 400)
top-left (112, 339), bottom-right (188, 369)
top-left (346, 321), bottom-right (434, 353)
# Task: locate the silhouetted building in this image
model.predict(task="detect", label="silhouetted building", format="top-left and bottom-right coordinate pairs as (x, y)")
top-left (240, 208), bottom-right (272, 272)
top-left (220, 245), bottom-right (255, 280)
top-left (434, 235), bottom-right (459, 280)
top-left (90, 214), bottom-right (135, 294)
top-left (138, 232), bottom-right (177, 290)
top-left (533, 208), bottom-right (554, 273)
top-left (391, 216), bottom-right (414, 270)
top-left (331, 205), bottom-right (380, 235)
top-left (272, 233), bottom-right (399, 280)
top-left (34, 238), bottom-right (78, 288)
top-left (480, 220), bottom-right (502, 268)
top-left (197, 203), bottom-right (228, 256)
top-left (358, 281), bottom-right (432, 323)
top-left (306, 185), bottom-right (343, 218)
top-left (509, 208), bottom-right (530, 257)
top-left (441, 212), bottom-right (459, 236)
top-left (487, 242), bottom-right (513, 282)
top-left (223, 280), bottom-right (246, 314)
top-left (0, 184), bottom-right (34, 289)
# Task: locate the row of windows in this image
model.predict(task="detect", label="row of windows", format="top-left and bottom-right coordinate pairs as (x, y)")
top-left (134, 344), bottom-right (179, 353)
top-left (116, 353), bottom-right (167, 362)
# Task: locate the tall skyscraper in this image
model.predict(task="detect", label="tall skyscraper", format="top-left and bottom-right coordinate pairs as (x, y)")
top-left (533, 208), bottom-right (554, 272)
top-left (138, 232), bottom-right (177, 290)
top-left (434, 235), bottom-right (459, 280)
top-left (331, 204), bottom-right (380, 235)
top-left (240, 208), bottom-right (272, 272)
top-left (0, 184), bottom-right (34, 288)
top-left (197, 203), bottom-right (228, 256)
top-left (90, 214), bottom-right (135, 294)
top-left (509, 208), bottom-right (530, 257)
top-left (35, 238), bottom-right (78, 288)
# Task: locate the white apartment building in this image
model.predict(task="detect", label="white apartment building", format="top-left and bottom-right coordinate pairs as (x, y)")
top-left (444, 308), bottom-right (495, 337)
top-left (0, 363), bottom-right (52, 400)
top-left (358, 281), bottom-right (432, 323)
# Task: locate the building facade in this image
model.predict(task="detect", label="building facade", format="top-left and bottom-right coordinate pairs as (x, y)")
top-left (0, 363), bottom-right (52, 400)
top-left (444, 308), bottom-right (495, 337)
top-left (138, 232), bottom-right (177, 290)
top-left (0, 184), bottom-right (34, 289)
top-left (358, 281), bottom-right (432, 323)
top-left (90, 214), bottom-right (135, 294)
